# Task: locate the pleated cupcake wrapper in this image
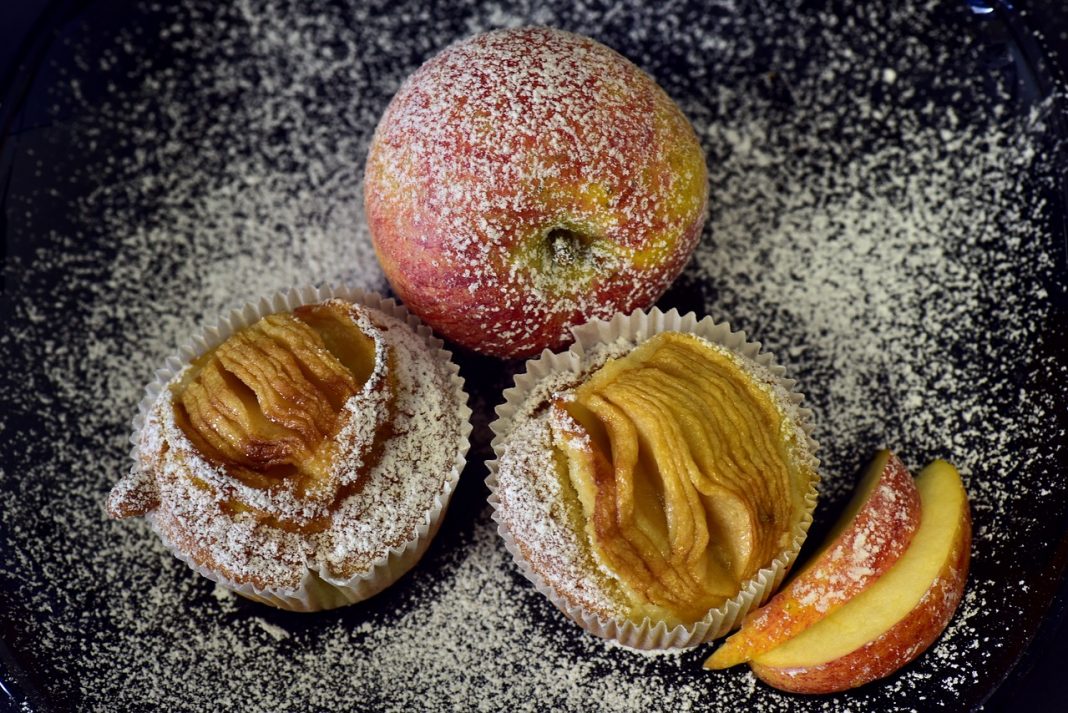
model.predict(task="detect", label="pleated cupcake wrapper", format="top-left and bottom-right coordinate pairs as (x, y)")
top-left (486, 307), bottom-right (820, 650)
top-left (129, 285), bottom-right (472, 612)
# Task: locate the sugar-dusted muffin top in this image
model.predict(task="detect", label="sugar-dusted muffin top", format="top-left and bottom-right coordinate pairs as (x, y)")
top-left (108, 299), bottom-right (464, 592)
top-left (493, 332), bottom-right (818, 629)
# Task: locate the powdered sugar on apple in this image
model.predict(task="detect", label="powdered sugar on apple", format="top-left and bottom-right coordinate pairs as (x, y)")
top-left (364, 27), bottom-right (707, 357)
top-left (1, 0), bottom-right (1065, 710)
top-left (784, 459), bottom-right (919, 616)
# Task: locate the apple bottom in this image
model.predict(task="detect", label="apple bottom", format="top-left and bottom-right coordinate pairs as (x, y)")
top-left (389, 265), bottom-right (676, 360)
top-left (749, 508), bottom-right (971, 695)
top-left (368, 202), bottom-right (705, 359)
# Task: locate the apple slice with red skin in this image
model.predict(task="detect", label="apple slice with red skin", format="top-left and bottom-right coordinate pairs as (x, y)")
top-left (748, 460), bottom-right (971, 694)
top-left (705, 450), bottom-right (921, 669)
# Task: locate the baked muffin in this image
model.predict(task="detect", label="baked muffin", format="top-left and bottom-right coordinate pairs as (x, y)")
top-left (108, 288), bottom-right (471, 611)
top-left (488, 309), bottom-right (818, 648)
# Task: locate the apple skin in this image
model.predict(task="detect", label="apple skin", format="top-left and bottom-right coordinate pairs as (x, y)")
top-left (364, 27), bottom-right (708, 359)
top-left (749, 460), bottom-right (972, 694)
top-left (705, 450), bottom-right (921, 669)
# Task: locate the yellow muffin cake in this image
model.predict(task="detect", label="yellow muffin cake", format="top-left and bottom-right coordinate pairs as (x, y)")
top-left (108, 291), bottom-right (470, 610)
top-left (488, 310), bottom-right (818, 648)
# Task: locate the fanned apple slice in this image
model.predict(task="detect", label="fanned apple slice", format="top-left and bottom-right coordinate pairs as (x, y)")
top-left (553, 409), bottom-right (671, 608)
top-left (605, 381), bottom-right (737, 604)
top-left (748, 460), bottom-right (971, 694)
top-left (548, 331), bottom-right (816, 625)
top-left (587, 394), bottom-right (699, 600)
top-left (648, 375), bottom-right (761, 578)
top-left (658, 351), bottom-right (796, 562)
top-left (603, 384), bottom-right (706, 566)
top-left (705, 450), bottom-right (921, 669)
top-left (179, 359), bottom-right (308, 468)
top-left (553, 398), bottom-right (702, 610)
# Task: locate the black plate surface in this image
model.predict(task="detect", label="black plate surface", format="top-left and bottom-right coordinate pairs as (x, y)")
top-left (2, 1), bottom-right (1067, 710)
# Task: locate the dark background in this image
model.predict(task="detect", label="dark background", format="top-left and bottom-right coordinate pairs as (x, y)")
top-left (1, 1), bottom-right (1066, 710)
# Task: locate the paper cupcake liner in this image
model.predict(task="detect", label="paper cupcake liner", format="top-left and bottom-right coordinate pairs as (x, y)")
top-left (486, 307), bottom-right (820, 650)
top-left (128, 285), bottom-right (472, 611)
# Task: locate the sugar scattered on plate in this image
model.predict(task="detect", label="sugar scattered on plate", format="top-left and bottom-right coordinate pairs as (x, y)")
top-left (1, 0), bottom-right (1065, 710)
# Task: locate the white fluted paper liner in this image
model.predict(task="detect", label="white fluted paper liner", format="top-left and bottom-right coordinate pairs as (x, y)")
top-left (127, 285), bottom-right (472, 611)
top-left (486, 307), bottom-right (820, 650)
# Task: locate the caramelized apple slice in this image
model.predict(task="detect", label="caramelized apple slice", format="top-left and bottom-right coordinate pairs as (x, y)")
top-left (552, 400), bottom-right (698, 611)
top-left (551, 332), bottom-right (812, 624)
top-left (618, 376), bottom-right (760, 581)
top-left (174, 302), bottom-right (382, 484)
top-left (661, 352), bottom-right (796, 547)
top-left (602, 381), bottom-right (737, 602)
top-left (178, 358), bottom-right (307, 468)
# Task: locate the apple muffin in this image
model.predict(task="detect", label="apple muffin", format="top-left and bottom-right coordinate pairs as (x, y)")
top-left (488, 310), bottom-right (819, 648)
top-left (107, 290), bottom-right (470, 611)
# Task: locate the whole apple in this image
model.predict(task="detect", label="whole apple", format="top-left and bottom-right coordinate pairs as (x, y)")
top-left (364, 27), bottom-right (708, 359)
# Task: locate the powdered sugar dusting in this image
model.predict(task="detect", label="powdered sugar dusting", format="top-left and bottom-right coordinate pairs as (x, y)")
top-left (112, 300), bottom-right (460, 591)
top-left (321, 307), bottom-right (460, 577)
top-left (498, 411), bottom-right (625, 619)
top-left (494, 343), bottom-right (630, 620)
top-left (1, 0), bottom-right (1066, 710)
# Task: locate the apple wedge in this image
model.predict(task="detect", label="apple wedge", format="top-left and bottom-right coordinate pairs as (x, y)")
top-left (749, 460), bottom-right (971, 694)
top-left (705, 450), bottom-right (921, 670)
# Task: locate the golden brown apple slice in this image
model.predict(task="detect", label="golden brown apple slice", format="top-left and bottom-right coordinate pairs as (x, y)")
top-left (552, 398), bottom-right (703, 612)
top-left (549, 331), bottom-right (816, 625)
top-left (747, 459), bottom-right (971, 694)
top-left (656, 351), bottom-right (798, 566)
top-left (705, 450), bottom-right (921, 669)
top-left (609, 383), bottom-right (738, 603)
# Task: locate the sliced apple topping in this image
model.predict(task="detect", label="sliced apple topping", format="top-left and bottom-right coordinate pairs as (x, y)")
top-left (549, 332), bottom-right (812, 625)
top-left (174, 301), bottom-right (387, 494)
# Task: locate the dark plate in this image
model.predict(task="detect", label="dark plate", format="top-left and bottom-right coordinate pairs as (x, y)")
top-left (2, 0), bottom-right (1067, 710)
